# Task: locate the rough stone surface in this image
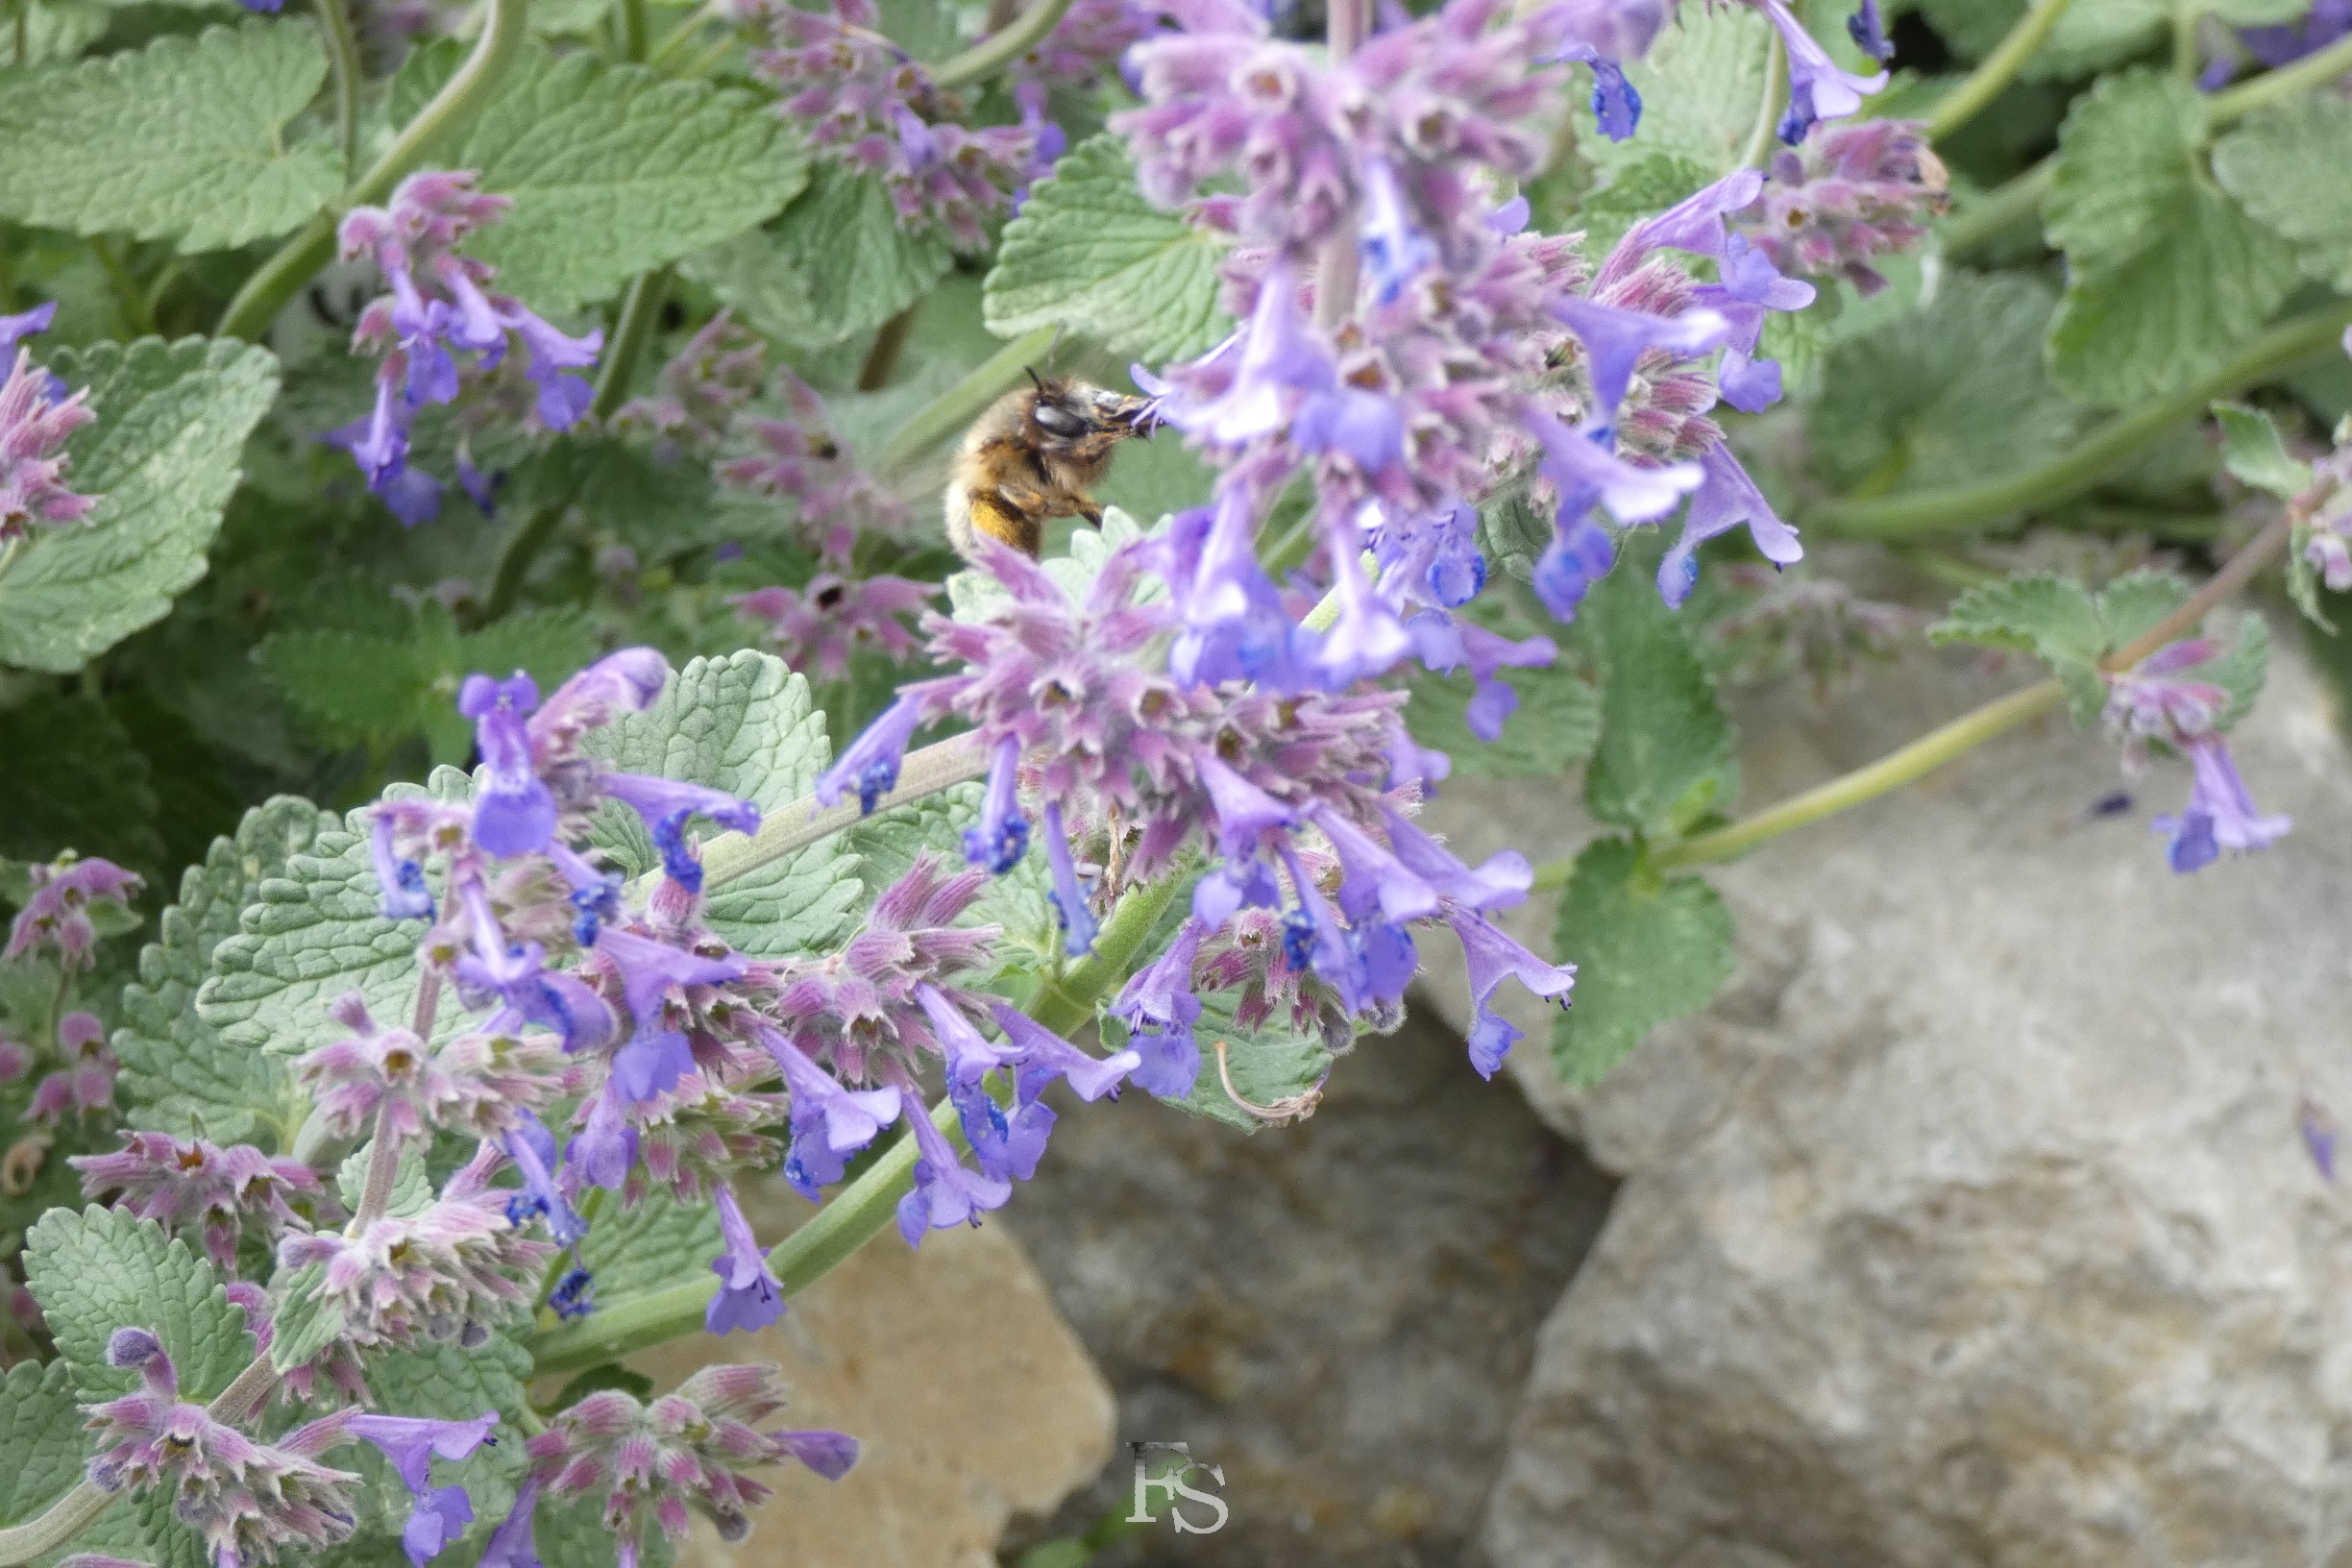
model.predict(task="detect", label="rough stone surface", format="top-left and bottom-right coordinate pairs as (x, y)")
top-left (1412, 622), bottom-right (2352, 1568)
top-left (635, 1173), bottom-right (1115, 1568)
top-left (996, 1008), bottom-right (1617, 1568)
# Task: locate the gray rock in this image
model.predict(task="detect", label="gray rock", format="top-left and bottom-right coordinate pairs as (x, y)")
top-left (996, 1008), bottom-right (1617, 1568)
top-left (1413, 623), bottom-right (2352, 1568)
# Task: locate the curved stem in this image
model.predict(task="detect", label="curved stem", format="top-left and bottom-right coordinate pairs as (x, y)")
top-left (482, 502), bottom-right (568, 622)
top-left (2210, 26), bottom-right (2352, 121)
top-left (932, 0), bottom-right (1075, 89)
top-left (1926, 0), bottom-right (2078, 142)
top-left (312, 0), bottom-right (364, 178)
top-left (2109, 513), bottom-right (2291, 670)
top-left (878, 326), bottom-right (1057, 473)
top-left (590, 267), bottom-right (671, 422)
top-left (1814, 298), bottom-right (2352, 539)
top-left (686, 735), bottom-right (992, 894)
top-left (1937, 159), bottom-right (2052, 257)
top-left (524, 869), bottom-right (1185, 1379)
top-left (1736, 28), bottom-right (1787, 174)
top-left (217, 0), bottom-right (532, 341)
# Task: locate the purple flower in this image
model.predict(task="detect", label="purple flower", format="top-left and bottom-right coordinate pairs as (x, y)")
top-left (1658, 440), bottom-right (1804, 607)
top-left (5, 853), bottom-right (139, 970)
top-left (596, 928), bottom-right (749, 1102)
top-left (0, 343), bottom-right (96, 549)
top-left (963, 735), bottom-right (1031, 873)
top-left (598, 773), bottom-right (761, 892)
top-left (1533, 512), bottom-right (1618, 622)
top-left (2302, 1097), bottom-right (2338, 1181)
top-left (894, 1079), bottom-right (1012, 1245)
top-left (815, 690), bottom-right (927, 815)
top-left (706, 1183), bottom-right (787, 1335)
top-left (500, 1109), bottom-right (587, 1245)
top-left (1757, 0), bottom-right (1888, 143)
top-left (1041, 801), bottom-right (1099, 957)
top-left (2153, 737), bottom-right (2291, 872)
top-left (346, 1411), bottom-right (498, 1565)
top-left (461, 674), bottom-right (558, 857)
top-left (72, 1131), bottom-right (319, 1271)
top-left (1358, 156), bottom-right (1439, 303)
top-left (372, 813), bottom-right (437, 920)
top-left (1130, 1027), bottom-right (1203, 1098)
top-left (1442, 903), bottom-right (1574, 1078)
top-left (479, 1481), bottom-right (544, 1568)
top-left (1846, 0), bottom-right (1892, 59)
top-left (0, 300), bottom-right (56, 355)
top-left (992, 1003), bottom-right (1141, 1102)
top-left (765, 1026), bottom-right (901, 1198)
top-left (915, 982), bottom-right (1021, 1086)
top-left (1409, 613), bottom-right (1559, 742)
top-left (731, 573), bottom-right (934, 681)
top-left (1741, 120), bottom-right (1947, 295)
top-left (567, 1083), bottom-right (640, 1190)
top-left (1530, 410), bottom-right (1703, 527)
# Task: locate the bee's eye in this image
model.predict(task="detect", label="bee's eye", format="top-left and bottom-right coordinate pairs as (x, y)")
top-left (1034, 402), bottom-right (1086, 437)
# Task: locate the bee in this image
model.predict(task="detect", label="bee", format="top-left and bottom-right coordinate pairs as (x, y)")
top-left (944, 372), bottom-right (1157, 560)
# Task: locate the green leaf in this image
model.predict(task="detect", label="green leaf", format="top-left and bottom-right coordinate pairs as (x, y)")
top-left (2211, 401), bottom-right (2312, 498)
top-left (0, 692), bottom-right (166, 879)
top-left (0, 1360), bottom-right (85, 1530)
top-left (1547, 837), bottom-right (1736, 1087)
top-left (17, 0), bottom-right (109, 66)
top-left (583, 650), bottom-right (864, 959)
top-left (197, 772), bottom-right (472, 1062)
top-left (1808, 271), bottom-right (2080, 494)
top-left (2044, 71), bottom-right (2302, 409)
top-left (2201, 611), bottom-right (2269, 729)
top-left (1154, 987), bottom-right (1335, 1133)
top-left (0, 335), bottom-right (281, 673)
top-left (1564, 151), bottom-right (1712, 265)
top-left (265, 1264), bottom-right (345, 1374)
top-left (1580, 555), bottom-right (1738, 841)
top-left (1920, 0), bottom-right (2172, 75)
top-left (1573, 5), bottom-right (1770, 188)
top-left (258, 603), bottom-right (598, 763)
top-left (0, 20), bottom-right (342, 250)
top-left (1404, 665), bottom-right (1601, 778)
top-left (983, 133), bottom-right (1233, 363)
top-left (335, 1140), bottom-right (434, 1216)
top-left (455, 50), bottom-right (811, 307)
top-left (2289, 536), bottom-right (2337, 632)
top-left (112, 796), bottom-right (332, 1148)
top-left (1928, 568), bottom-right (2201, 722)
top-left (687, 162), bottom-right (955, 349)
top-left (23, 1207), bottom-right (255, 1401)
top-left (2212, 95), bottom-right (2352, 290)
top-left (573, 1188), bottom-right (723, 1311)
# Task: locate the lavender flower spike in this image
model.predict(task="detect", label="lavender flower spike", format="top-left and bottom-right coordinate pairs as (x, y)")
top-left (706, 1182), bottom-right (787, 1335)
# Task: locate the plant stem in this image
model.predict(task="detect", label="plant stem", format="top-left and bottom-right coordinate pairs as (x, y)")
top-left (647, 0), bottom-right (726, 64)
top-left (217, 0), bottom-right (531, 341)
top-left (684, 735), bottom-right (992, 894)
top-left (1926, 0), bottom-right (2078, 141)
top-left (1814, 298), bottom-right (2352, 539)
top-left (1736, 29), bottom-right (1787, 173)
top-left (482, 501), bottom-right (570, 621)
top-left (858, 305), bottom-right (919, 392)
top-left (932, 0), bottom-right (1074, 88)
top-left (350, 1106), bottom-right (407, 1229)
top-left (90, 237), bottom-right (155, 337)
top-left (1937, 159), bottom-right (2053, 257)
top-left (2209, 26), bottom-right (2352, 121)
top-left (590, 267), bottom-right (672, 421)
top-left (1628, 681), bottom-right (2068, 874)
top-left (617, 0), bottom-right (649, 59)
top-left (312, 0), bottom-right (364, 179)
top-left (1311, 0), bottom-right (1369, 331)
top-left (1529, 510), bottom-right (2297, 885)
top-left (879, 326), bottom-right (1057, 472)
top-left (524, 870), bottom-right (1184, 1379)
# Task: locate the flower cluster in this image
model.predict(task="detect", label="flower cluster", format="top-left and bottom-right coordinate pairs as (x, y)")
top-left (1115, 0), bottom-right (1825, 687)
top-left (2290, 416), bottom-right (2352, 591)
top-left (2103, 636), bottom-right (2290, 873)
top-left (331, 170), bottom-right (602, 527)
top-left (527, 1363), bottom-right (854, 1568)
top-left (716, 370), bottom-right (916, 560)
top-left (0, 300), bottom-right (97, 547)
top-left (72, 1132), bottom-right (321, 1269)
top-left (744, 0), bottom-right (1040, 249)
top-left (820, 535), bottom-right (1575, 1081)
top-left (606, 310), bottom-right (768, 460)
top-left (1738, 119), bottom-right (1948, 296)
top-left (1706, 561), bottom-right (1916, 698)
top-left (1007, 0), bottom-right (1161, 93)
top-left (6, 851), bottom-right (140, 970)
top-left (296, 991), bottom-right (571, 1143)
top-left (86, 1328), bottom-right (362, 1566)
top-left (730, 571), bottom-right (935, 680)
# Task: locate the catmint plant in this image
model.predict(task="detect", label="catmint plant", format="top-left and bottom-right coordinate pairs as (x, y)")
top-left (0, 0), bottom-right (2345, 1556)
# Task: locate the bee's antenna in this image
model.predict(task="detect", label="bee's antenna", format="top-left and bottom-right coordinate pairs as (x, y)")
top-left (1046, 324), bottom-right (1067, 368)
top-left (1024, 365), bottom-right (1047, 394)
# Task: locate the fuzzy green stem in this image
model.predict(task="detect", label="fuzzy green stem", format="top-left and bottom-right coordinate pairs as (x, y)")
top-left (880, 327), bottom-right (1058, 472)
top-left (482, 502), bottom-right (569, 621)
top-left (1814, 298), bottom-right (2352, 539)
top-left (1926, 0), bottom-right (2078, 141)
top-left (682, 735), bottom-right (992, 895)
top-left (2209, 26), bottom-right (2352, 120)
top-left (933, 0), bottom-right (1075, 89)
top-left (313, 0), bottom-right (364, 177)
top-left (590, 267), bottom-right (672, 422)
top-left (1936, 159), bottom-right (2052, 257)
top-left (1737, 29), bottom-right (1787, 173)
top-left (617, 0), bottom-right (649, 58)
top-left (525, 871), bottom-right (1185, 1379)
top-left (217, 0), bottom-right (531, 341)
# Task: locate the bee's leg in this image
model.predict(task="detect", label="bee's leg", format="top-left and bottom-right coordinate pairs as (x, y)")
top-left (968, 489), bottom-right (1046, 557)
